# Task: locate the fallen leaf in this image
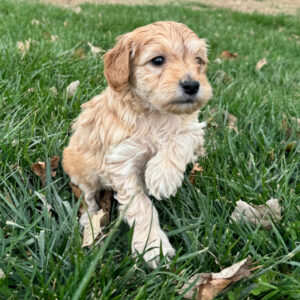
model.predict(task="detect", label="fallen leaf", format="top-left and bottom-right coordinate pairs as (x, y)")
top-left (180, 256), bottom-right (252, 299)
top-left (4, 193), bottom-right (15, 207)
top-left (73, 6), bottom-right (82, 14)
top-left (220, 51), bottom-right (238, 59)
top-left (64, 21), bottom-right (68, 27)
top-left (228, 122), bottom-right (238, 133)
top-left (0, 269), bottom-right (5, 279)
top-left (31, 156), bottom-right (60, 186)
top-left (49, 86), bottom-right (57, 96)
top-left (17, 39), bottom-right (31, 59)
top-left (82, 209), bottom-right (110, 247)
top-left (209, 108), bottom-right (238, 132)
top-left (231, 199), bottom-right (281, 230)
top-left (189, 162), bottom-right (204, 184)
top-left (87, 42), bottom-right (104, 56)
top-left (70, 182), bottom-right (112, 216)
top-left (69, 182), bottom-right (88, 215)
top-left (214, 58), bottom-right (222, 64)
top-left (73, 48), bottom-right (86, 60)
top-left (50, 35), bottom-right (58, 42)
top-left (6, 220), bottom-right (19, 226)
top-left (97, 190), bottom-right (113, 214)
top-left (31, 19), bottom-right (40, 25)
top-left (278, 26), bottom-right (284, 33)
top-left (282, 115), bottom-right (300, 139)
top-left (214, 70), bottom-right (233, 85)
top-left (34, 191), bottom-right (52, 212)
top-left (255, 58), bottom-right (267, 72)
top-left (66, 80), bottom-right (80, 98)
top-left (285, 141), bottom-right (297, 152)
top-left (268, 149), bottom-right (275, 160)
top-left (69, 182), bottom-right (83, 200)
top-left (26, 87), bottom-right (35, 94)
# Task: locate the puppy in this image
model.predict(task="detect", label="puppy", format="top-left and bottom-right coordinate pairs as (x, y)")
top-left (63, 21), bottom-right (212, 268)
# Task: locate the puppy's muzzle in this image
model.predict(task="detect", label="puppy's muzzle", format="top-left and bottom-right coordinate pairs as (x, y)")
top-left (180, 80), bottom-right (200, 96)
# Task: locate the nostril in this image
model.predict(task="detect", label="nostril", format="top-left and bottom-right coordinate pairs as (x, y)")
top-left (180, 80), bottom-right (200, 95)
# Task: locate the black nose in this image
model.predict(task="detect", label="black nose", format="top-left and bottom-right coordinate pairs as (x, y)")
top-left (180, 80), bottom-right (200, 95)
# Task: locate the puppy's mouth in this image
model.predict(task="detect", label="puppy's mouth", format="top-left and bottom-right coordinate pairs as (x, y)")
top-left (171, 98), bottom-right (195, 105)
top-left (162, 96), bottom-right (204, 114)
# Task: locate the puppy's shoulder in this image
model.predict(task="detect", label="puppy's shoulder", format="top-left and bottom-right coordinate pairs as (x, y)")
top-left (81, 93), bottom-right (105, 110)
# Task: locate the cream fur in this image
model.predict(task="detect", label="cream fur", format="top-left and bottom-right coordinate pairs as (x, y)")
top-left (63, 21), bottom-right (212, 268)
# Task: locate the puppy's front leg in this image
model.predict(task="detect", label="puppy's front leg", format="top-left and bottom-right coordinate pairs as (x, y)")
top-left (146, 122), bottom-right (206, 200)
top-left (108, 140), bottom-right (175, 268)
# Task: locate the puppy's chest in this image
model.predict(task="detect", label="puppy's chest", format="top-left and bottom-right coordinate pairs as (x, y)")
top-left (141, 114), bottom-right (181, 144)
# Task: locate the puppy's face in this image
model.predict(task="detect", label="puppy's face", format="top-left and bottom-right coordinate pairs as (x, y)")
top-left (104, 21), bottom-right (212, 114)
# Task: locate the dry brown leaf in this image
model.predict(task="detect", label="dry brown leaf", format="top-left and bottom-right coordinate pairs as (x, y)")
top-left (69, 182), bottom-right (84, 200)
top-left (66, 80), bottom-right (80, 98)
top-left (278, 26), bottom-right (284, 33)
top-left (0, 269), bottom-right (5, 279)
top-left (31, 19), bottom-right (40, 25)
top-left (97, 190), bottom-right (113, 214)
top-left (231, 199), bottom-right (281, 230)
top-left (189, 162), bottom-right (204, 184)
top-left (34, 191), bottom-right (52, 212)
top-left (180, 256), bottom-right (252, 299)
top-left (209, 108), bottom-right (238, 132)
top-left (50, 35), bottom-right (59, 42)
top-left (31, 156), bottom-right (60, 186)
top-left (214, 58), bottom-right (222, 64)
top-left (73, 6), bottom-right (82, 14)
top-left (255, 58), bottom-right (267, 72)
top-left (214, 70), bottom-right (233, 85)
top-left (228, 121), bottom-right (238, 133)
top-left (17, 39), bottom-right (31, 59)
top-left (220, 51), bottom-right (238, 59)
top-left (87, 42), bottom-right (104, 56)
top-left (70, 182), bottom-right (112, 216)
top-left (285, 142), bottom-right (297, 151)
top-left (268, 149), bottom-right (275, 160)
top-left (73, 48), bottom-right (86, 60)
top-left (4, 194), bottom-right (15, 207)
top-left (282, 115), bottom-right (300, 139)
top-left (49, 86), bottom-right (58, 96)
top-left (69, 182), bottom-right (88, 215)
top-left (82, 209), bottom-right (110, 248)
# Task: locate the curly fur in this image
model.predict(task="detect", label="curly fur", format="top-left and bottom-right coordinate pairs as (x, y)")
top-left (63, 21), bottom-right (212, 268)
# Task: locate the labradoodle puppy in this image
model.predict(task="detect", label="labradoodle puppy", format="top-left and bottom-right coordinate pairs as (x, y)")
top-left (63, 21), bottom-right (212, 268)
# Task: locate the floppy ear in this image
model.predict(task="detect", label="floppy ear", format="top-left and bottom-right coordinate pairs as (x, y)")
top-left (104, 34), bottom-right (132, 92)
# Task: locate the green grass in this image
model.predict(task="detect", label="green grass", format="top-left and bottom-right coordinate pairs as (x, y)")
top-left (0, 0), bottom-right (299, 299)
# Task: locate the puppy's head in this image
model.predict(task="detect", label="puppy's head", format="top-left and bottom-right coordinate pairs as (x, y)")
top-left (104, 21), bottom-right (212, 114)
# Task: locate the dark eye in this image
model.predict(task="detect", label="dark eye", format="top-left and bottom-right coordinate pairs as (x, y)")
top-left (196, 57), bottom-right (205, 65)
top-left (151, 56), bottom-right (165, 66)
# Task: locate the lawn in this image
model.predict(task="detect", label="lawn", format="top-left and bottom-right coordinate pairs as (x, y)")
top-left (0, 0), bottom-right (299, 299)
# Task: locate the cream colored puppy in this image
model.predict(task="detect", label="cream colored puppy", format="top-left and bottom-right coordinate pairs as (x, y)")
top-left (63, 21), bottom-right (212, 268)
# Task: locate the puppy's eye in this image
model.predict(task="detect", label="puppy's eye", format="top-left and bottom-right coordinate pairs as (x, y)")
top-left (196, 57), bottom-right (205, 65)
top-left (151, 56), bottom-right (165, 66)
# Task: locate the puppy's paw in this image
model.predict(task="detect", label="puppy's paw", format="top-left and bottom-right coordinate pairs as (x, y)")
top-left (145, 155), bottom-right (184, 200)
top-left (133, 229), bottom-right (175, 269)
